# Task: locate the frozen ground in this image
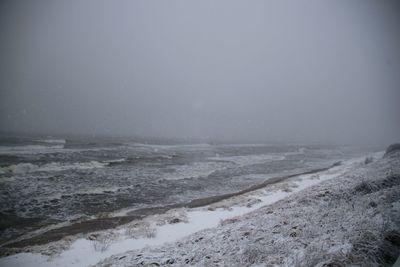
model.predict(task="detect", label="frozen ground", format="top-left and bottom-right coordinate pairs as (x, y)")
top-left (1, 150), bottom-right (396, 267)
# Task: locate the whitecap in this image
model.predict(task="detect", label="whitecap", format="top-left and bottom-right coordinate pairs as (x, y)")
top-left (0, 161), bottom-right (108, 175)
top-left (0, 145), bottom-right (64, 155)
top-left (103, 158), bottom-right (126, 164)
top-left (208, 154), bottom-right (285, 166)
top-left (37, 139), bottom-right (66, 144)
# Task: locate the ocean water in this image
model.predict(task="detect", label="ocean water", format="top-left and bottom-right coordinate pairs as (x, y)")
top-left (0, 135), bottom-right (372, 243)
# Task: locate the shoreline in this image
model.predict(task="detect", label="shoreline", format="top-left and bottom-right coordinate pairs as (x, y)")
top-left (0, 156), bottom-right (365, 267)
top-left (3, 162), bottom-right (340, 249)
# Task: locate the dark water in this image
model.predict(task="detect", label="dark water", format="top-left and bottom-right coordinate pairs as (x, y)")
top-left (0, 135), bottom-right (373, 243)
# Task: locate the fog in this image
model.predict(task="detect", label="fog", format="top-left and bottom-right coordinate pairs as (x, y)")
top-left (0, 0), bottom-right (399, 144)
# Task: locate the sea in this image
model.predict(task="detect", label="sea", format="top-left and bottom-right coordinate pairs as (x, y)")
top-left (0, 134), bottom-right (378, 244)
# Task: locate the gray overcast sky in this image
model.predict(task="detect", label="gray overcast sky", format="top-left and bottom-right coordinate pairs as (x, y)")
top-left (0, 0), bottom-right (399, 144)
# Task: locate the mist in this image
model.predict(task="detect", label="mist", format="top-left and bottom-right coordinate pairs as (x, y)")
top-left (0, 0), bottom-right (399, 144)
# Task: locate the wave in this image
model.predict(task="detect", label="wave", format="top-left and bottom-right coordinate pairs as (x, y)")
top-left (103, 158), bottom-right (126, 164)
top-left (298, 147), bottom-right (306, 154)
top-left (283, 147), bottom-right (307, 156)
top-left (0, 161), bottom-right (109, 175)
top-left (158, 161), bottom-right (232, 181)
top-left (43, 185), bottom-right (134, 201)
top-left (131, 143), bottom-right (212, 150)
top-left (208, 154), bottom-right (285, 166)
top-left (37, 139), bottom-right (66, 144)
top-left (0, 145), bottom-right (65, 155)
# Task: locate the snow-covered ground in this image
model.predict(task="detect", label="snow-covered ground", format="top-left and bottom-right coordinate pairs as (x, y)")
top-left (1, 151), bottom-right (398, 267)
top-left (96, 151), bottom-right (399, 267)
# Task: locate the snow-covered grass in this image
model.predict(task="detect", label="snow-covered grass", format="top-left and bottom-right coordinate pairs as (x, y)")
top-left (0, 152), bottom-right (394, 267)
top-left (93, 152), bottom-right (399, 267)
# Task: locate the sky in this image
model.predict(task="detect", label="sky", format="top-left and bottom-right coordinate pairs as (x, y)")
top-left (0, 0), bottom-right (399, 144)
